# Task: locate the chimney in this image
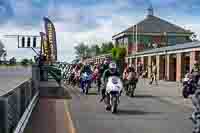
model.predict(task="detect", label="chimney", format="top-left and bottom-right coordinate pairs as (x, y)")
top-left (147, 5), bottom-right (154, 16)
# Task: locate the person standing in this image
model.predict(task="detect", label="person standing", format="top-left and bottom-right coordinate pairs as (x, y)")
top-left (149, 62), bottom-right (158, 85)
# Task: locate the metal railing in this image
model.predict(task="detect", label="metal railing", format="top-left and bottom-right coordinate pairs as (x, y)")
top-left (0, 79), bottom-right (38, 133)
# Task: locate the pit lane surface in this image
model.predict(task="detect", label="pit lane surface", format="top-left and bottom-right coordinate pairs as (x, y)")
top-left (66, 81), bottom-right (193, 133)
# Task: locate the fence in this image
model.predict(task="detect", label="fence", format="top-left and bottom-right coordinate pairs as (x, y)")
top-left (0, 65), bottom-right (40, 133)
top-left (0, 79), bottom-right (39, 133)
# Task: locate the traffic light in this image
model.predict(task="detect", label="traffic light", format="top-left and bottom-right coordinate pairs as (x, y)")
top-left (33, 37), bottom-right (37, 48)
top-left (22, 37), bottom-right (25, 47)
top-left (27, 37), bottom-right (31, 47)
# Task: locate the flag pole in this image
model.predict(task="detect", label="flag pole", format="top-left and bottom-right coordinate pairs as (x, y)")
top-left (132, 25), bottom-right (134, 54)
top-left (136, 24), bottom-right (138, 52)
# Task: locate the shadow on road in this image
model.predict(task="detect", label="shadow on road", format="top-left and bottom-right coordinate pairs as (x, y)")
top-left (133, 94), bottom-right (157, 98)
top-left (117, 109), bottom-right (161, 116)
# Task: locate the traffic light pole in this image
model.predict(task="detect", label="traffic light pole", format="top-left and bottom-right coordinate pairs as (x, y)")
top-left (31, 47), bottom-right (40, 56)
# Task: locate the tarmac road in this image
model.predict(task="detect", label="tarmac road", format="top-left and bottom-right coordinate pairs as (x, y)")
top-left (66, 81), bottom-right (193, 133)
top-left (0, 66), bottom-right (31, 96)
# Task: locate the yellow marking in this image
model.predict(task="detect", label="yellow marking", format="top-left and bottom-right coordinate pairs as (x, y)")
top-left (64, 100), bottom-right (76, 133)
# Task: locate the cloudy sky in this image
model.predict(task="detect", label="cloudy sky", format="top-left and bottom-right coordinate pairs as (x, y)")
top-left (1, 0), bottom-right (200, 62)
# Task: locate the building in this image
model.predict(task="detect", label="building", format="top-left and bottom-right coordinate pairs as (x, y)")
top-left (112, 7), bottom-right (200, 82)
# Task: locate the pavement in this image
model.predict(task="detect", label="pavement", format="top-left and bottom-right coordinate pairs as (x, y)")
top-left (137, 79), bottom-right (193, 109)
top-left (24, 79), bottom-right (194, 133)
top-left (24, 81), bottom-right (73, 133)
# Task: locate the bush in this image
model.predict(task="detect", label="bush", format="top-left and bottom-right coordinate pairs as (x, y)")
top-left (21, 59), bottom-right (29, 66)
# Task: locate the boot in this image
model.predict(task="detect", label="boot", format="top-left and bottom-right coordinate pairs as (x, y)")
top-left (99, 94), bottom-right (106, 102)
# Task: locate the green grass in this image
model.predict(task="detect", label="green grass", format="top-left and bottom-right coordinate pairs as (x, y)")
top-left (0, 64), bottom-right (32, 67)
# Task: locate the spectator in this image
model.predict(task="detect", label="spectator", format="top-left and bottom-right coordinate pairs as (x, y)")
top-left (149, 62), bottom-right (158, 85)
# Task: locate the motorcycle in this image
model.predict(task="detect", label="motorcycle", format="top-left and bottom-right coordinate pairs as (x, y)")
top-left (182, 73), bottom-right (196, 98)
top-left (92, 71), bottom-right (101, 93)
top-left (191, 90), bottom-right (200, 133)
top-left (105, 76), bottom-right (123, 113)
top-left (125, 79), bottom-right (138, 97)
top-left (81, 72), bottom-right (92, 95)
top-left (124, 72), bottom-right (138, 97)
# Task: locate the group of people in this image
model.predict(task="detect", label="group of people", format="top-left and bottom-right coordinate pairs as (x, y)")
top-left (68, 58), bottom-right (161, 95)
top-left (67, 59), bottom-right (142, 100)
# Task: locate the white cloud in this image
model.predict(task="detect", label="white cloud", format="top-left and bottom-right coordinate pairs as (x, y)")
top-left (1, 0), bottom-right (200, 63)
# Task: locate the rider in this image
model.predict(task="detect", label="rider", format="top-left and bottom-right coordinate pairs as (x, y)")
top-left (97, 59), bottom-right (110, 92)
top-left (191, 60), bottom-right (200, 85)
top-left (100, 62), bottom-right (120, 102)
top-left (80, 62), bottom-right (92, 92)
top-left (81, 62), bottom-right (92, 74)
top-left (123, 64), bottom-right (137, 91)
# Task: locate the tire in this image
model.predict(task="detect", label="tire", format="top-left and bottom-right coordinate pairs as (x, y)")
top-left (85, 83), bottom-right (89, 95)
top-left (182, 86), bottom-right (189, 98)
top-left (111, 96), bottom-right (118, 113)
top-left (126, 84), bottom-right (130, 96)
top-left (130, 84), bottom-right (136, 97)
top-left (127, 83), bottom-right (135, 97)
top-left (130, 91), bottom-right (135, 97)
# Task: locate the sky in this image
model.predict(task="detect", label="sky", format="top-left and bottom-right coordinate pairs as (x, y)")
top-left (1, 0), bottom-right (200, 62)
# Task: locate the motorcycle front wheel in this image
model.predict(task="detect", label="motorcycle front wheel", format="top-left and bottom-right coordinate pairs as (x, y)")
top-left (85, 83), bottom-right (89, 95)
top-left (182, 85), bottom-right (189, 98)
top-left (130, 84), bottom-right (136, 97)
top-left (111, 96), bottom-right (118, 113)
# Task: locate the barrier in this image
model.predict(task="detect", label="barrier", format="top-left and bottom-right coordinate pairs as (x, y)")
top-left (0, 65), bottom-right (40, 133)
top-left (0, 80), bottom-right (38, 133)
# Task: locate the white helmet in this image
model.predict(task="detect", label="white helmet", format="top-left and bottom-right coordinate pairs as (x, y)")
top-left (109, 62), bottom-right (117, 69)
top-left (109, 62), bottom-right (117, 74)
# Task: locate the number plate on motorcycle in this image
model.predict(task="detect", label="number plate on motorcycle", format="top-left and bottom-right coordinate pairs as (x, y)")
top-left (112, 78), bottom-right (118, 84)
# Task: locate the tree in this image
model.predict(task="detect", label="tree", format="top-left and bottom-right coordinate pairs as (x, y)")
top-left (9, 57), bottom-right (16, 65)
top-left (29, 59), bottom-right (34, 64)
top-left (74, 43), bottom-right (89, 58)
top-left (21, 58), bottom-right (29, 66)
top-left (111, 47), bottom-right (127, 75)
top-left (190, 33), bottom-right (198, 41)
top-left (100, 42), bottom-right (114, 54)
top-left (108, 42), bottom-right (114, 50)
top-left (89, 45), bottom-right (101, 56)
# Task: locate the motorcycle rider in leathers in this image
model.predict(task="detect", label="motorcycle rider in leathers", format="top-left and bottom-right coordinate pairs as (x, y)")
top-left (191, 61), bottom-right (200, 86)
top-left (100, 62), bottom-right (120, 106)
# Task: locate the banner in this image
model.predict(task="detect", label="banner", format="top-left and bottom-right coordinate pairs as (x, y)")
top-left (40, 32), bottom-right (49, 61)
top-left (44, 17), bottom-right (57, 62)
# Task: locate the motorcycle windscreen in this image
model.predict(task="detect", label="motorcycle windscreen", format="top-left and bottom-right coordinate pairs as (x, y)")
top-left (106, 76), bottom-right (123, 92)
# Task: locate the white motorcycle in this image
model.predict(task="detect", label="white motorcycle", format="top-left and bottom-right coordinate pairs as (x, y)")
top-left (105, 76), bottom-right (123, 113)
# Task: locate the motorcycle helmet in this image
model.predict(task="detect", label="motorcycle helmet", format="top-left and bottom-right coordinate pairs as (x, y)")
top-left (104, 60), bottom-right (109, 65)
top-left (109, 62), bottom-right (117, 74)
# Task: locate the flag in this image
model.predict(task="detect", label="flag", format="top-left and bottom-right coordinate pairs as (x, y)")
top-left (44, 17), bottom-right (57, 62)
top-left (40, 32), bottom-right (49, 61)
